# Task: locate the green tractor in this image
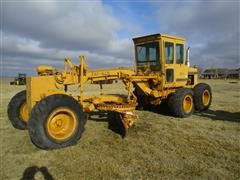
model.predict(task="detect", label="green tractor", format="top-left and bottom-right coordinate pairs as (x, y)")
top-left (10, 73), bottom-right (27, 85)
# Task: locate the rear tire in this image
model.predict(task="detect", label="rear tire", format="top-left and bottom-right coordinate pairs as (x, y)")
top-left (7, 90), bottom-right (28, 130)
top-left (194, 83), bottom-right (212, 111)
top-left (168, 88), bottom-right (194, 118)
top-left (28, 94), bottom-right (85, 150)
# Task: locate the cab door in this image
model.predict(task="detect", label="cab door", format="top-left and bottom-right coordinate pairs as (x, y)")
top-left (174, 41), bottom-right (188, 87)
top-left (163, 39), bottom-right (188, 88)
top-left (163, 40), bottom-right (175, 88)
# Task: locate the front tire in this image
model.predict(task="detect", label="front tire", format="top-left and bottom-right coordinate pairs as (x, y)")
top-left (28, 94), bottom-right (86, 150)
top-left (194, 83), bottom-right (212, 111)
top-left (168, 88), bottom-right (194, 118)
top-left (7, 90), bottom-right (29, 130)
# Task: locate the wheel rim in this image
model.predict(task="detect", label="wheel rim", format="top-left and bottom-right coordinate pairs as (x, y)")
top-left (183, 95), bottom-right (193, 113)
top-left (202, 89), bottom-right (210, 106)
top-left (47, 108), bottom-right (78, 141)
top-left (20, 102), bottom-right (29, 122)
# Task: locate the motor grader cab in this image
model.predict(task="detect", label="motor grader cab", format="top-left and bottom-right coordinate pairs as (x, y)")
top-left (132, 34), bottom-right (200, 108)
top-left (133, 34), bottom-right (197, 87)
top-left (7, 34), bottom-right (212, 150)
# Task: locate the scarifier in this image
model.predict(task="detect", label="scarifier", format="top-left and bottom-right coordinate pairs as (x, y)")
top-left (8, 34), bottom-right (212, 149)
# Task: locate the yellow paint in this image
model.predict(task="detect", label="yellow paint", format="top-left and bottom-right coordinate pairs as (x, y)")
top-left (19, 102), bottom-right (29, 122)
top-left (183, 95), bottom-right (193, 113)
top-left (36, 65), bottom-right (55, 75)
top-left (46, 108), bottom-right (78, 141)
top-left (25, 33), bottom-right (199, 130)
top-left (202, 89), bottom-right (210, 106)
top-left (26, 76), bottom-right (65, 109)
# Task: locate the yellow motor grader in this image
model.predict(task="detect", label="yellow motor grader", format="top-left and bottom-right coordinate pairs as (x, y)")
top-left (8, 34), bottom-right (212, 149)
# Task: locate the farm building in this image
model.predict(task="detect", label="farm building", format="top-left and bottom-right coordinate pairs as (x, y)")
top-left (227, 68), bottom-right (240, 79)
top-left (202, 68), bottom-right (240, 79)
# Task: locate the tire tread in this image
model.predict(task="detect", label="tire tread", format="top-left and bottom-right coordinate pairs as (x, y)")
top-left (168, 88), bottom-right (194, 118)
top-left (193, 83), bottom-right (212, 111)
top-left (28, 94), bottom-right (85, 150)
top-left (7, 90), bottom-right (27, 130)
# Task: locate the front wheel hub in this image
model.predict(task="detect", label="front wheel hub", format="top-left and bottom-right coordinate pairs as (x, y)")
top-left (19, 102), bottom-right (29, 122)
top-left (47, 108), bottom-right (78, 141)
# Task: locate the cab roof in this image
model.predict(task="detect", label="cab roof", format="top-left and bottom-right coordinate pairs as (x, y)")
top-left (132, 33), bottom-right (185, 43)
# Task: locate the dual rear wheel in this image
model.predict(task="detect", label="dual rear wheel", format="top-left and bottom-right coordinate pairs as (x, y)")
top-left (194, 83), bottom-right (212, 111)
top-left (168, 88), bottom-right (194, 118)
top-left (168, 83), bottom-right (212, 117)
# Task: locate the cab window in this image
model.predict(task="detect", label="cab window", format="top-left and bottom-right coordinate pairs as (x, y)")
top-left (176, 44), bottom-right (184, 64)
top-left (165, 42), bottom-right (174, 64)
top-left (137, 46), bottom-right (146, 62)
top-left (136, 42), bottom-right (160, 71)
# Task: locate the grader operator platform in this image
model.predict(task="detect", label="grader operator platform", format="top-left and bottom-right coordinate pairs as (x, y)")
top-left (8, 34), bottom-right (212, 149)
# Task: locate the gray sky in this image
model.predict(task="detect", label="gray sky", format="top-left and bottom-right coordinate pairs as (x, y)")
top-left (1, 1), bottom-right (239, 76)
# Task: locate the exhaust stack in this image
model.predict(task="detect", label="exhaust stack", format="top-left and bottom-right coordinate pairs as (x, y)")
top-left (186, 47), bottom-right (190, 66)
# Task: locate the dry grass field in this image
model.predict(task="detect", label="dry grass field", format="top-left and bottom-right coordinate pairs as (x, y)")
top-left (0, 78), bottom-right (239, 179)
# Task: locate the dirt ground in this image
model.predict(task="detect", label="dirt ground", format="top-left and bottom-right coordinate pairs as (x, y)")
top-left (0, 78), bottom-right (239, 179)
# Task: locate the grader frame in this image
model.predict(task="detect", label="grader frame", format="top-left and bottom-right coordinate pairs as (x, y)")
top-left (7, 34), bottom-right (212, 149)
